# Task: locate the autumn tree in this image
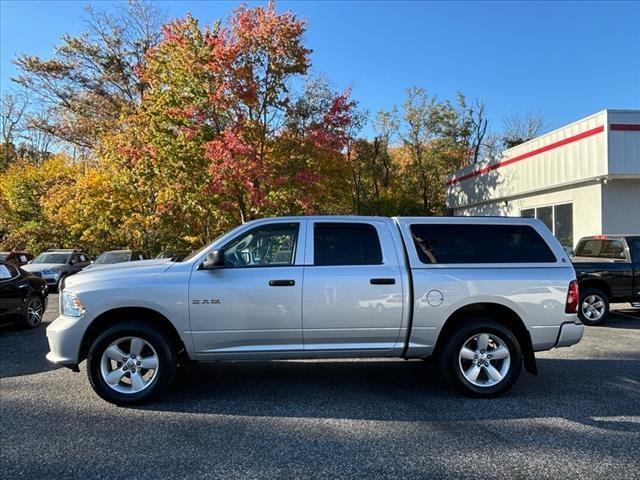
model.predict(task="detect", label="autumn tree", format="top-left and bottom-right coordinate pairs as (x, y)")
top-left (0, 155), bottom-right (82, 253)
top-left (202, 2), bottom-right (356, 223)
top-left (91, 4), bottom-right (360, 252)
top-left (13, 0), bottom-right (165, 154)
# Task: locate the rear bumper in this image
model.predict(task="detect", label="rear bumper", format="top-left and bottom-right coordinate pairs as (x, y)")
top-left (555, 321), bottom-right (584, 348)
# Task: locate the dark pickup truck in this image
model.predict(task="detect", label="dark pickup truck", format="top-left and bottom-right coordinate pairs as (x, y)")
top-left (572, 235), bottom-right (640, 324)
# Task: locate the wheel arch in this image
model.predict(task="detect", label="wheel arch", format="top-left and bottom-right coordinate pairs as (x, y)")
top-left (578, 279), bottom-right (611, 298)
top-left (79, 307), bottom-right (188, 363)
top-left (433, 302), bottom-right (537, 375)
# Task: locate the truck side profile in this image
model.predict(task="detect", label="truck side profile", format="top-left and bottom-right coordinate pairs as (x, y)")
top-left (572, 235), bottom-right (640, 324)
top-left (46, 216), bottom-right (584, 405)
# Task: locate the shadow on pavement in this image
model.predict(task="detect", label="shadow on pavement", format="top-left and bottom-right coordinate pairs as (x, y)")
top-left (139, 356), bottom-right (640, 432)
top-left (0, 321), bottom-right (61, 377)
top-left (598, 309), bottom-right (640, 329)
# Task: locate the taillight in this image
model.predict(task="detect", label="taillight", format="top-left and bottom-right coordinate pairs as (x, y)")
top-left (565, 280), bottom-right (579, 313)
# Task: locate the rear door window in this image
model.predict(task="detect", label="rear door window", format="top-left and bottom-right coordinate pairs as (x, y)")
top-left (410, 223), bottom-right (557, 264)
top-left (314, 223), bottom-right (383, 266)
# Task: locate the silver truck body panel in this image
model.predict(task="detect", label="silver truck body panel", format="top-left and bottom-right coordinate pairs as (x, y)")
top-left (46, 215), bottom-right (582, 367)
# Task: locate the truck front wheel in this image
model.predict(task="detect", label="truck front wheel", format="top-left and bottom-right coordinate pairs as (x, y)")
top-left (87, 322), bottom-right (177, 405)
top-left (440, 320), bottom-right (522, 398)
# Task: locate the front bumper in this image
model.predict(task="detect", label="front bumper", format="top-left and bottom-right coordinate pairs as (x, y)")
top-left (555, 321), bottom-right (584, 348)
top-left (45, 314), bottom-right (89, 365)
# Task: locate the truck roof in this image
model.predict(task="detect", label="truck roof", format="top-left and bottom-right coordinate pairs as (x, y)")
top-left (244, 215), bottom-right (547, 225)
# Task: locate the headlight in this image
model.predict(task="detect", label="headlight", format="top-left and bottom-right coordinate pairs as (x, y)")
top-left (61, 292), bottom-right (86, 317)
top-left (43, 269), bottom-right (59, 275)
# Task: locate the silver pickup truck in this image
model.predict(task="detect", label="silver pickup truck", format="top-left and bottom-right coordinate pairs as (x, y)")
top-left (46, 216), bottom-right (583, 405)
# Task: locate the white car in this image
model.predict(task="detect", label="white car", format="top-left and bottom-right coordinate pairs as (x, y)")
top-left (46, 216), bottom-right (583, 405)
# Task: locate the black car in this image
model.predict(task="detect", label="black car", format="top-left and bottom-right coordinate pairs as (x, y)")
top-left (572, 234), bottom-right (640, 324)
top-left (0, 260), bottom-right (48, 328)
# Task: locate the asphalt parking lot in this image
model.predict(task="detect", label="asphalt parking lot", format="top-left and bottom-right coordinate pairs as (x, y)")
top-left (1, 296), bottom-right (639, 480)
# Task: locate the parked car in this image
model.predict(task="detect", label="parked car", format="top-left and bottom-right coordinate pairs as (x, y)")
top-left (0, 251), bottom-right (33, 267)
top-left (84, 250), bottom-right (147, 270)
top-left (0, 260), bottom-right (48, 328)
top-left (155, 250), bottom-right (191, 261)
top-left (22, 249), bottom-right (92, 292)
top-left (46, 216), bottom-right (582, 405)
top-left (572, 234), bottom-right (640, 324)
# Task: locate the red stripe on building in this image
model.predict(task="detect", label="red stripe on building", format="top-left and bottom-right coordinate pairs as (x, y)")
top-left (610, 123), bottom-right (640, 131)
top-left (446, 125), bottom-right (605, 186)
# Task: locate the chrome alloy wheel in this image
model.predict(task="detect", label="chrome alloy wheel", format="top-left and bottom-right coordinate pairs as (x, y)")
top-left (26, 297), bottom-right (43, 327)
top-left (458, 333), bottom-right (511, 387)
top-left (100, 337), bottom-right (159, 394)
top-left (581, 295), bottom-right (605, 321)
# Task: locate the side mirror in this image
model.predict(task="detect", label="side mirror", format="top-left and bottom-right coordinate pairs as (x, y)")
top-left (203, 249), bottom-right (225, 270)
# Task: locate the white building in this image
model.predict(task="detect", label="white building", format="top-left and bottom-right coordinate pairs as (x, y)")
top-left (446, 109), bottom-right (640, 249)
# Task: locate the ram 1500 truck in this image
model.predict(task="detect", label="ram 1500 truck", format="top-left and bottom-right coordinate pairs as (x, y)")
top-left (46, 216), bottom-right (583, 405)
top-left (572, 235), bottom-right (640, 324)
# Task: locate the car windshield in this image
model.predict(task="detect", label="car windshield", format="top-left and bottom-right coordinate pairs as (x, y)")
top-left (95, 252), bottom-right (131, 264)
top-left (32, 253), bottom-right (69, 264)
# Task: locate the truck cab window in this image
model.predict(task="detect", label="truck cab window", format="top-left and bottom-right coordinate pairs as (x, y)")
top-left (576, 239), bottom-right (626, 259)
top-left (314, 223), bottom-right (382, 266)
top-left (222, 223), bottom-right (299, 267)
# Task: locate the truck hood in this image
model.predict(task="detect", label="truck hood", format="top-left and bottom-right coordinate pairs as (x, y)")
top-left (22, 263), bottom-right (65, 272)
top-left (65, 259), bottom-right (173, 289)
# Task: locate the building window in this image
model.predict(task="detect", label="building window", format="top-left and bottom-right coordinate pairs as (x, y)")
top-left (520, 203), bottom-right (573, 248)
top-left (553, 203), bottom-right (573, 248)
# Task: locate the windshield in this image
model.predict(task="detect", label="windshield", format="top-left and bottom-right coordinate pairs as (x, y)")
top-left (95, 252), bottom-right (131, 264)
top-left (32, 253), bottom-right (69, 264)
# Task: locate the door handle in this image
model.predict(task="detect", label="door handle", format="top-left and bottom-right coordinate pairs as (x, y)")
top-left (370, 278), bottom-right (396, 285)
top-left (269, 279), bottom-right (295, 287)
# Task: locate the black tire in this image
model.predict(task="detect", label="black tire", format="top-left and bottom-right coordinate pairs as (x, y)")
top-left (577, 288), bottom-right (609, 325)
top-left (87, 321), bottom-right (177, 406)
top-left (22, 294), bottom-right (44, 329)
top-left (439, 320), bottom-right (522, 398)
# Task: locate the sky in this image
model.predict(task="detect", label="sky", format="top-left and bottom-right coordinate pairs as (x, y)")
top-left (1, 0), bottom-right (639, 137)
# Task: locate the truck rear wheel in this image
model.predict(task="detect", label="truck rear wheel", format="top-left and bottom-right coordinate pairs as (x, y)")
top-left (440, 320), bottom-right (522, 398)
top-left (87, 322), bottom-right (177, 405)
top-left (577, 288), bottom-right (609, 325)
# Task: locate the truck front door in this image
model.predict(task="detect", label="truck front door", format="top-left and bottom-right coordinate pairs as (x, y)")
top-left (188, 220), bottom-right (306, 354)
top-left (302, 220), bottom-right (404, 352)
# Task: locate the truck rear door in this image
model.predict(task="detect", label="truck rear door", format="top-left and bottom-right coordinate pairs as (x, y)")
top-left (301, 219), bottom-right (404, 352)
